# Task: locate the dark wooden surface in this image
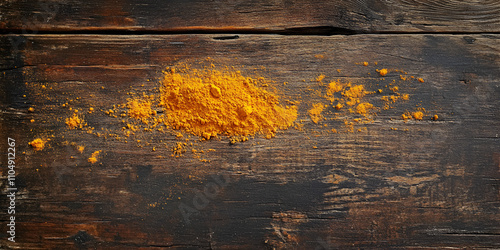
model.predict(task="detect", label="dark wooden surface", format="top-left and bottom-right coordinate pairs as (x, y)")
top-left (1, 1), bottom-right (500, 250)
top-left (1, 0), bottom-right (500, 33)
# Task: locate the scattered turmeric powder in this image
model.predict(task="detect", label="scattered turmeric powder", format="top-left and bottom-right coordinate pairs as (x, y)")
top-left (88, 150), bottom-right (101, 164)
top-left (127, 98), bottom-right (155, 124)
top-left (65, 113), bottom-right (84, 129)
top-left (432, 114), bottom-right (439, 121)
top-left (402, 111), bottom-right (425, 121)
top-left (308, 103), bottom-right (326, 124)
top-left (417, 78), bottom-right (425, 83)
top-left (377, 69), bottom-right (388, 76)
top-left (342, 84), bottom-right (367, 106)
top-left (316, 74), bottom-right (326, 82)
top-left (356, 103), bottom-right (374, 115)
top-left (77, 145), bottom-right (85, 153)
top-left (29, 138), bottom-right (45, 151)
top-left (172, 142), bottom-right (186, 157)
top-left (402, 112), bottom-right (412, 121)
top-left (335, 103), bottom-right (343, 110)
top-left (50, 58), bottom-right (434, 160)
top-left (357, 127), bottom-right (368, 132)
top-left (413, 111), bottom-right (424, 120)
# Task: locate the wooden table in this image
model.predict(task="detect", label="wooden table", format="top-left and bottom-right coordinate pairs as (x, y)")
top-left (1, 1), bottom-right (499, 249)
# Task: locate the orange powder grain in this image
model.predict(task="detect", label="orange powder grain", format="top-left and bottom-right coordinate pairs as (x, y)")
top-left (316, 74), bottom-right (326, 82)
top-left (402, 111), bottom-right (425, 121)
top-left (413, 111), bottom-right (424, 120)
top-left (378, 69), bottom-right (388, 76)
top-left (127, 98), bottom-right (155, 124)
top-left (327, 80), bottom-right (344, 94)
top-left (356, 102), bottom-right (374, 115)
top-left (29, 138), bottom-right (45, 151)
top-left (335, 103), bottom-right (343, 110)
top-left (65, 114), bottom-right (84, 129)
top-left (402, 112), bottom-right (412, 121)
top-left (308, 103), bottom-right (326, 124)
top-left (342, 84), bottom-right (367, 106)
top-left (88, 150), bottom-right (101, 164)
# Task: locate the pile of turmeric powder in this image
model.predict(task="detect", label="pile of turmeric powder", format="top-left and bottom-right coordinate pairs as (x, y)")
top-left (159, 65), bottom-right (298, 140)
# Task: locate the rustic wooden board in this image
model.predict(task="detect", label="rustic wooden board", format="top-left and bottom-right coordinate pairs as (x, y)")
top-left (0, 34), bottom-right (499, 249)
top-left (1, 0), bottom-right (500, 33)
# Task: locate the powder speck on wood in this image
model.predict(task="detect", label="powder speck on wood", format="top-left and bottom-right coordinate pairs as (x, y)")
top-left (308, 103), bottom-right (326, 124)
top-left (65, 113), bottom-right (84, 129)
top-left (29, 138), bottom-right (45, 151)
top-left (88, 150), bottom-right (101, 164)
top-left (377, 68), bottom-right (388, 76)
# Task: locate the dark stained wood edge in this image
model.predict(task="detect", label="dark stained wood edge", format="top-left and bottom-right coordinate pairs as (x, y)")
top-left (1, 0), bottom-right (500, 33)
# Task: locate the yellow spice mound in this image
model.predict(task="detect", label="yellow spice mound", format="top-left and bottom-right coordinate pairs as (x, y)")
top-left (29, 138), bottom-right (45, 151)
top-left (160, 66), bottom-right (297, 139)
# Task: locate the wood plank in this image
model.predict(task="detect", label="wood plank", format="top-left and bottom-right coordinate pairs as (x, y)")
top-left (1, 1), bottom-right (500, 33)
top-left (0, 34), bottom-right (499, 249)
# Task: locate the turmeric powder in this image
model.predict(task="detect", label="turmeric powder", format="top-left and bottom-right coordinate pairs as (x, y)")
top-left (65, 113), bottom-right (84, 129)
top-left (29, 138), bottom-right (45, 151)
top-left (127, 98), bottom-right (155, 124)
top-left (172, 142), bottom-right (186, 157)
top-left (159, 64), bottom-right (297, 140)
top-left (413, 111), bottom-right (424, 120)
top-left (377, 69), bottom-right (388, 76)
top-left (88, 150), bottom-right (101, 164)
top-left (402, 111), bottom-right (425, 121)
top-left (308, 103), bottom-right (326, 124)
top-left (342, 84), bottom-right (367, 106)
top-left (356, 103), bottom-right (374, 115)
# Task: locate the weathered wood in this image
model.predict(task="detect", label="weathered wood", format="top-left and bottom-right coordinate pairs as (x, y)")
top-left (1, 0), bottom-right (500, 33)
top-left (0, 34), bottom-right (499, 249)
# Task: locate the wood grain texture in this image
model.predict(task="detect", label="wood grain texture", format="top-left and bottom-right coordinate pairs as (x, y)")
top-left (0, 34), bottom-right (499, 249)
top-left (1, 0), bottom-right (500, 33)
